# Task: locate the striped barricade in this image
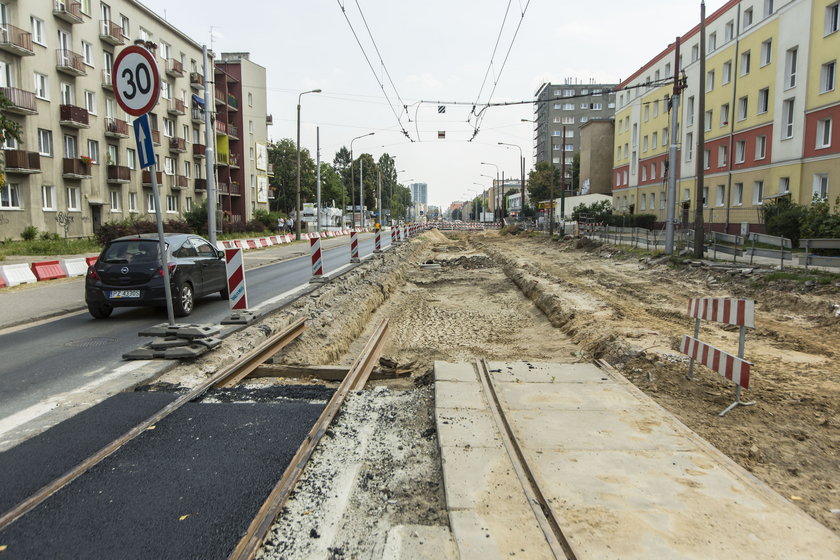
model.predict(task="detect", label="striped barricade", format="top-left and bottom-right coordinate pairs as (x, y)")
top-left (350, 230), bottom-right (360, 262)
top-left (681, 297), bottom-right (756, 416)
top-left (224, 248), bottom-right (248, 310)
top-left (374, 227), bottom-right (382, 253)
top-left (310, 236), bottom-right (325, 282)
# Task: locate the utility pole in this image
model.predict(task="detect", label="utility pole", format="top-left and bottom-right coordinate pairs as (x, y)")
top-left (360, 158), bottom-right (365, 228)
top-left (560, 125), bottom-right (566, 233)
top-left (377, 167), bottom-right (382, 227)
top-left (693, 1), bottom-right (707, 258)
top-left (316, 126), bottom-right (321, 233)
top-left (665, 37), bottom-right (683, 255)
top-left (520, 154), bottom-right (525, 221)
top-left (201, 45), bottom-right (217, 246)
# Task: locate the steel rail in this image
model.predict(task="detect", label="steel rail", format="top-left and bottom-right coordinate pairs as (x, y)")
top-left (476, 358), bottom-right (578, 560)
top-left (228, 318), bottom-right (390, 560)
top-left (0, 317), bottom-right (307, 531)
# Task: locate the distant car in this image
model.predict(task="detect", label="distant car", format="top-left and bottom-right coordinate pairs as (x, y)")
top-left (85, 233), bottom-right (228, 318)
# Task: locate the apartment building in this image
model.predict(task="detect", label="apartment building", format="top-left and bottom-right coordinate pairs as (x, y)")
top-left (532, 81), bottom-right (617, 181)
top-left (614, 0), bottom-right (840, 232)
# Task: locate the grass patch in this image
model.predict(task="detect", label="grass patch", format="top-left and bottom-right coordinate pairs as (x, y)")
top-left (763, 271), bottom-right (836, 285)
top-left (0, 238), bottom-right (102, 260)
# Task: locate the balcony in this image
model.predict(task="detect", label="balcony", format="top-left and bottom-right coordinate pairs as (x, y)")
top-left (104, 117), bottom-right (129, 138)
top-left (217, 181), bottom-right (228, 194)
top-left (190, 72), bottom-right (204, 89)
top-left (3, 150), bottom-right (41, 174)
top-left (194, 178), bottom-right (207, 192)
top-left (99, 20), bottom-right (124, 45)
top-left (101, 69), bottom-right (113, 90)
top-left (227, 123), bottom-right (239, 139)
top-left (192, 143), bottom-right (206, 158)
top-left (216, 151), bottom-right (229, 166)
top-left (170, 175), bottom-right (188, 190)
top-left (166, 58), bottom-right (184, 78)
top-left (214, 88), bottom-right (225, 105)
top-left (53, 1), bottom-right (83, 24)
top-left (142, 170), bottom-right (163, 186)
top-left (56, 49), bottom-right (86, 76)
top-left (230, 182), bottom-right (241, 196)
top-left (59, 104), bottom-right (90, 128)
top-left (0, 87), bottom-right (37, 115)
top-left (227, 93), bottom-right (238, 111)
top-left (191, 107), bottom-right (203, 123)
top-left (63, 158), bottom-right (92, 179)
top-left (0, 24), bottom-right (34, 56)
top-left (215, 120), bottom-right (227, 135)
top-left (151, 130), bottom-right (161, 145)
top-left (106, 165), bottom-right (131, 184)
top-left (169, 137), bottom-right (187, 153)
top-left (167, 98), bottom-right (186, 115)
top-left (229, 153), bottom-right (239, 168)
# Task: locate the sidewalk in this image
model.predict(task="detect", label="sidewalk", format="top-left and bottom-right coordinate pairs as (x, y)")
top-left (0, 234), bottom-right (359, 331)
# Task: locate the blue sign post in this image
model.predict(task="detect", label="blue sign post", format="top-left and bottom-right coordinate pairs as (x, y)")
top-left (133, 114), bottom-right (156, 169)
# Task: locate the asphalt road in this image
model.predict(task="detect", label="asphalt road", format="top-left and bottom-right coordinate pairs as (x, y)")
top-left (0, 236), bottom-right (387, 439)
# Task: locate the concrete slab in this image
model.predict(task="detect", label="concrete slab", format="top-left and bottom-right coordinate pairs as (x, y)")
top-left (487, 361), bottom-right (607, 383)
top-left (436, 408), bottom-right (501, 449)
top-left (435, 380), bottom-right (486, 410)
top-left (448, 509), bottom-right (554, 560)
top-left (497, 380), bottom-right (643, 411)
top-left (434, 361), bottom-right (478, 383)
top-left (381, 524), bottom-right (458, 560)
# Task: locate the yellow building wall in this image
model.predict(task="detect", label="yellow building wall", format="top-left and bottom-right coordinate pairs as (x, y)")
top-left (807, 0), bottom-right (840, 110)
top-left (731, 18), bottom-right (778, 133)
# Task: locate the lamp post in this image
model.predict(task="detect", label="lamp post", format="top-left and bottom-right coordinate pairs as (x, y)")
top-left (350, 132), bottom-right (375, 229)
top-left (296, 88), bottom-right (321, 241)
top-left (498, 142), bottom-right (525, 222)
top-left (480, 162), bottom-right (500, 222)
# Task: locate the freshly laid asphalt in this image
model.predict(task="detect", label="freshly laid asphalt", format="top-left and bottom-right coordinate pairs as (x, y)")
top-left (0, 388), bottom-right (331, 559)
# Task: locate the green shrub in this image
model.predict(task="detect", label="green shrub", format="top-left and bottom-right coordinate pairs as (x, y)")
top-left (95, 216), bottom-right (191, 245)
top-left (801, 196), bottom-right (840, 240)
top-left (572, 200), bottom-right (613, 223)
top-left (21, 225), bottom-right (38, 241)
top-left (184, 201), bottom-right (209, 235)
top-left (762, 198), bottom-right (805, 245)
top-left (252, 209), bottom-right (278, 231)
top-left (39, 231), bottom-right (59, 241)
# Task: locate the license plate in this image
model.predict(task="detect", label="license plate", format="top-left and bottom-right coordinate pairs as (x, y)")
top-left (109, 289), bottom-right (141, 299)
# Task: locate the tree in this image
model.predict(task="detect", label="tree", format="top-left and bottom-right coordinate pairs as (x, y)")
top-left (390, 183), bottom-right (412, 222)
top-left (352, 152), bottom-right (378, 214)
top-left (319, 162), bottom-right (344, 208)
top-left (333, 146), bottom-right (352, 212)
top-left (377, 153), bottom-right (398, 220)
top-left (0, 93), bottom-right (23, 184)
top-left (571, 153), bottom-right (580, 193)
top-left (267, 139), bottom-right (315, 215)
top-left (527, 161), bottom-right (561, 203)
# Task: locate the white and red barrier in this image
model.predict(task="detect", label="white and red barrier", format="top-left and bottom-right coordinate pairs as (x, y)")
top-left (688, 297), bottom-right (755, 328)
top-left (224, 248), bottom-right (248, 310)
top-left (680, 336), bottom-right (751, 389)
top-left (350, 230), bottom-right (360, 262)
top-left (374, 227), bottom-right (382, 253)
top-left (310, 236), bottom-right (323, 279)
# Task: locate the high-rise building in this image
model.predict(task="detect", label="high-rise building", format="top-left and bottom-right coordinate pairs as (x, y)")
top-left (613, 0), bottom-right (839, 231)
top-left (410, 182), bottom-right (427, 204)
top-left (0, 0), bottom-right (266, 240)
top-left (532, 82), bottom-right (617, 180)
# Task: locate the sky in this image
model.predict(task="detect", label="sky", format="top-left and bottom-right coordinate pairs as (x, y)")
top-left (140, 0), bottom-right (731, 210)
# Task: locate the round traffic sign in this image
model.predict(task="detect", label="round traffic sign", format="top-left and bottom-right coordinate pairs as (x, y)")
top-left (112, 45), bottom-right (161, 116)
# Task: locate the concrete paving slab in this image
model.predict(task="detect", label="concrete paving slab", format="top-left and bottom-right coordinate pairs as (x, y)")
top-left (439, 445), bottom-right (524, 511)
top-left (434, 361), bottom-right (478, 383)
top-left (436, 408), bottom-right (501, 449)
top-left (381, 524), bottom-right (458, 560)
top-left (448, 509), bottom-right (554, 560)
top-left (435, 380), bottom-right (487, 410)
top-left (487, 361), bottom-right (607, 383)
top-left (497, 380), bottom-right (644, 411)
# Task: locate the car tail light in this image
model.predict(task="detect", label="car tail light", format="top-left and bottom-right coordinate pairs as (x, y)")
top-left (87, 266), bottom-right (100, 281)
top-left (158, 263), bottom-right (178, 277)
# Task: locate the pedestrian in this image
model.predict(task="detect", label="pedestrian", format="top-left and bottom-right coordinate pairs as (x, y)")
top-left (277, 217), bottom-right (283, 233)
top-left (286, 217), bottom-right (293, 233)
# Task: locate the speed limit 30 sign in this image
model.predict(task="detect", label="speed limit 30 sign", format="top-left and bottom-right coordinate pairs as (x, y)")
top-left (112, 45), bottom-right (161, 116)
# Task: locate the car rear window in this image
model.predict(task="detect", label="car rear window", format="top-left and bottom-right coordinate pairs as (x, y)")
top-left (102, 240), bottom-right (164, 263)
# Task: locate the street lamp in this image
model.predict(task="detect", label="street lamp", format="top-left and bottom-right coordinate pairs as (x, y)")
top-left (480, 162), bottom-right (500, 222)
top-left (296, 88), bottom-right (322, 241)
top-left (350, 132), bottom-right (375, 228)
top-left (498, 142), bottom-right (525, 222)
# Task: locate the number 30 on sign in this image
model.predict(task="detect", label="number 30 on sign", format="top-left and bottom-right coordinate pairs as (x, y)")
top-left (111, 45), bottom-right (161, 116)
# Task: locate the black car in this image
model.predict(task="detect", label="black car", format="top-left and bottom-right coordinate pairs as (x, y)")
top-left (85, 233), bottom-right (228, 318)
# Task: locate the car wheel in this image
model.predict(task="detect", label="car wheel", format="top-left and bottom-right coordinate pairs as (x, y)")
top-left (88, 303), bottom-right (113, 319)
top-left (220, 284), bottom-right (229, 300)
top-left (174, 282), bottom-right (194, 317)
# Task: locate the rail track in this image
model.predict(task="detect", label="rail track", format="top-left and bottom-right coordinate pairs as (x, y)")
top-left (0, 316), bottom-right (391, 560)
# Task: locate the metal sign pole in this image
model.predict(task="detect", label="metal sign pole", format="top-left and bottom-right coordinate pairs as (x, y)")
top-left (149, 165), bottom-right (175, 326)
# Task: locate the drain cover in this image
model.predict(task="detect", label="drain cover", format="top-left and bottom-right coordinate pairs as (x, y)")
top-left (65, 336), bottom-right (117, 348)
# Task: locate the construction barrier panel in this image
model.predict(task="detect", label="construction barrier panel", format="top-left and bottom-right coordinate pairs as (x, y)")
top-left (61, 258), bottom-right (89, 278)
top-left (374, 227), bottom-right (382, 252)
top-left (85, 256), bottom-right (98, 267)
top-left (350, 230), bottom-right (360, 261)
top-left (680, 335), bottom-right (751, 389)
top-left (224, 248), bottom-right (248, 310)
top-left (0, 263), bottom-right (38, 287)
top-left (31, 260), bottom-right (67, 281)
top-left (310, 236), bottom-right (323, 277)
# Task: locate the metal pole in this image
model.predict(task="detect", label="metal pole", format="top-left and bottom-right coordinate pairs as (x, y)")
top-left (665, 37), bottom-right (682, 255)
top-left (693, 1), bottom-right (707, 258)
top-left (521, 154), bottom-right (525, 221)
top-left (360, 158), bottom-right (364, 228)
top-left (377, 167), bottom-right (382, 228)
top-left (295, 99), bottom-right (302, 240)
top-left (202, 45), bottom-right (216, 246)
top-left (316, 126), bottom-right (321, 233)
top-left (561, 125), bottom-right (566, 227)
top-left (350, 145), bottom-right (355, 228)
top-left (150, 165), bottom-right (175, 326)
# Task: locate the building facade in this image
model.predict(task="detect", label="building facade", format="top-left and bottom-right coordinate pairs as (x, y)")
top-left (613, 0), bottom-right (839, 231)
top-left (532, 81), bottom-right (617, 179)
top-left (0, 0), bottom-right (266, 240)
top-left (410, 182), bottom-right (427, 204)
top-left (579, 118), bottom-right (616, 195)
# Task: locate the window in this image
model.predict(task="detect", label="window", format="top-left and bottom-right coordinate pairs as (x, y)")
top-left (161, 81), bottom-right (171, 100)
top-left (683, 188), bottom-right (691, 202)
top-left (737, 96), bottom-right (748, 120)
top-left (735, 140), bottom-right (746, 163)
top-left (725, 20), bottom-right (734, 42)
top-left (755, 135), bottom-right (767, 160)
top-left (653, 100), bottom-right (659, 117)
top-left (565, 129), bottom-right (574, 138)
top-left (720, 103), bottom-right (730, 126)
top-left (67, 186), bottom-right (81, 211)
top-left (782, 98), bottom-right (795, 139)
top-left (660, 192), bottom-right (666, 208)
top-left (64, 135), bottom-right (77, 158)
top-left (107, 144), bottom-right (118, 165)
top-left (81, 41), bottom-right (94, 66)
top-left (592, 103), bottom-right (603, 110)
top-left (691, 44), bottom-right (699, 62)
top-left (38, 129), bottom-right (53, 156)
top-left (719, 144), bottom-right (728, 167)
top-left (753, 181), bottom-right (764, 204)
top-left (817, 118), bottom-right (832, 149)
top-left (164, 156), bottom-right (175, 175)
top-left (641, 193), bottom-right (647, 210)
top-left (80, 0), bottom-right (91, 14)
top-left (147, 193), bottom-right (156, 212)
top-left (722, 60), bottom-right (732, 84)
top-left (31, 17), bottom-right (46, 45)
top-left (704, 149), bottom-right (711, 170)
top-left (652, 131), bottom-right (658, 147)
top-left (87, 140), bottom-right (99, 163)
top-left (760, 39), bottom-right (772, 66)
top-left (704, 110), bottom-right (713, 132)
top-left (34, 73), bottom-right (48, 99)
top-left (565, 144), bottom-right (574, 152)
top-left (813, 174), bottom-right (829, 199)
top-left (757, 88), bottom-right (769, 114)
top-left (821, 61), bottom-right (836, 93)
top-left (703, 186), bottom-right (709, 207)
top-left (642, 167), bottom-right (648, 182)
top-left (643, 136), bottom-right (649, 152)
top-left (685, 132), bottom-right (694, 161)
top-left (0, 184), bottom-right (20, 209)
top-left (581, 116), bottom-right (590, 123)
top-left (163, 118), bottom-right (174, 137)
top-left (110, 190), bottom-right (121, 211)
top-left (716, 185), bottom-right (725, 206)
top-left (644, 105), bottom-right (649, 121)
top-left (665, 62), bottom-right (672, 76)
top-left (84, 90), bottom-right (96, 114)
top-left (740, 50), bottom-right (751, 75)
top-left (785, 48), bottom-right (798, 89)
top-left (687, 96), bottom-right (695, 125)
top-left (60, 82), bottom-right (74, 105)
top-left (128, 192), bottom-right (137, 212)
top-left (185, 197), bottom-right (193, 212)
top-left (779, 177), bottom-right (790, 194)
top-left (166, 195), bottom-right (178, 213)
top-left (650, 162), bottom-right (657, 177)
top-left (650, 193), bottom-right (656, 209)
top-left (734, 183), bottom-right (743, 205)
top-left (561, 116), bottom-right (574, 125)
top-left (562, 103), bottom-right (574, 110)
top-left (616, 147), bottom-right (622, 160)
top-left (120, 14), bottom-right (130, 38)
top-left (126, 148), bottom-right (136, 169)
top-left (662, 128), bottom-right (668, 147)
top-left (103, 51), bottom-right (113, 81)
top-left (42, 185), bottom-right (55, 210)
top-left (764, 0), bottom-right (774, 17)
top-left (827, 2), bottom-right (840, 35)
top-left (708, 32), bottom-right (717, 52)
top-left (744, 7), bottom-right (753, 28)
top-left (706, 70), bottom-right (715, 92)
top-left (183, 161), bottom-right (191, 178)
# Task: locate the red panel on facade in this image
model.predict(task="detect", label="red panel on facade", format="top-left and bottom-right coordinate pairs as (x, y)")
top-left (804, 104), bottom-right (840, 159)
top-left (729, 123), bottom-right (774, 172)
